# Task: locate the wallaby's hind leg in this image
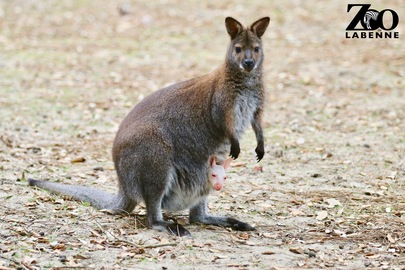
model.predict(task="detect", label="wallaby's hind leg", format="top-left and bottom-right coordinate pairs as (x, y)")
top-left (189, 198), bottom-right (255, 231)
top-left (116, 134), bottom-right (190, 236)
top-left (137, 162), bottom-right (190, 236)
top-left (144, 198), bottom-right (191, 237)
top-left (144, 193), bottom-right (191, 236)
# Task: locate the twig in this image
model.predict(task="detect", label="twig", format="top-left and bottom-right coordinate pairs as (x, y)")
top-left (94, 221), bottom-right (177, 249)
top-left (21, 261), bottom-right (35, 270)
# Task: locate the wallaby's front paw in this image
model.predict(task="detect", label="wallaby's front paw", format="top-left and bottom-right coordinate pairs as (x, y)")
top-left (255, 145), bottom-right (264, 162)
top-left (230, 142), bottom-right (240, 159)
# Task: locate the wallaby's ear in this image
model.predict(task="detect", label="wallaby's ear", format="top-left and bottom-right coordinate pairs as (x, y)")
top-left (250, 17), bottom-right (270, 38)
top-left (222, 157), bottom-right (233, 170)
top-left (225, 17), bottom-right (243, 39)
top-left (209, 156), bottom-right (216, 167)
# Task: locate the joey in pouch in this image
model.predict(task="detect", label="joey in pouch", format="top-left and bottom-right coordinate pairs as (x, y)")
top-left (208, 156), bottom-right (233, 191)
top-left (29, 16), bottom-right (270, 236)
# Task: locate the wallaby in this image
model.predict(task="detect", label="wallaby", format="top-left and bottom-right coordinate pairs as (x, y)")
top-left (208, 156), bottom-right (232, 191)
top-left (28, 16), bottom-right (270, 236)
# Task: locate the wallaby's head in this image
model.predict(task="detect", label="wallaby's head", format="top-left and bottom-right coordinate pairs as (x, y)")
top-left (225, 17), bottom-right (270, 73)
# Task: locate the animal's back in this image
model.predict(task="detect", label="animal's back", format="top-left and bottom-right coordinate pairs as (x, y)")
top-left (113, 73), bottom-right (224, 165)
top-left (112, 73), bottom-right (224, 211)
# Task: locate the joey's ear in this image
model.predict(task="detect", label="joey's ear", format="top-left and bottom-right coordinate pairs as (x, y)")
top-left (222, 157), bottom-right (233, 170)
top-left (250, 17), bottom-right (270, 38)
top-left (225, 17), bottom-right (243, 39)
top-left (209, 156), bottom-right (216, 167)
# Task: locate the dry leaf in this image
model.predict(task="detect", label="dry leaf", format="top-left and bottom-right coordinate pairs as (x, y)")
top-left (316, 211), bottom-right (328, 220)
top-left (71, 157), bottom-right (86, 163)
top-left (364, 253), bottom-right (380, 259)
top-left (364, 190), bottom-right (376, 196)
top-left (332, 229), bottom-right (345, 236)
top-left (245, 241), bottom-right (256, 246)
top-left (232, 162), bottom-right (246, 167)
top-left (387, 234), bottom-right (395, 243)
top-left (386, 171), bottom-right (397, 179)
top-left (289, 247), bottom-right (304, 254)
top-left (290, 200), bottom-right (304, 205)
top-left (237, 233), bottom-right (250, 240)
top-left (117, 252), bottom-right (136, 259)
top-left (213, 254), bottom-right (228, 259)
top-left (50, 241), bottom-right (67, 250)
top-left (325, 198), bottom-right (341, 208)
top-left (37, 237), bottom-right (49, 243)
top-left (192, 242), bottom-right (205, 248)
top-left (291, 209), bottom-right (305, 216)
top-left (14, 227), bottom-right (28, 236)
top-left (227, 264), bottom-right (249, 268)
top-left (253, 165), bottom-right (263, 172)
top-left (261, 233), bottom-right (278, 239)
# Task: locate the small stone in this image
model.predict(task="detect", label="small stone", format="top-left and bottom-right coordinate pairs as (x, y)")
top-left (60, 255), bottom-right (67, 263)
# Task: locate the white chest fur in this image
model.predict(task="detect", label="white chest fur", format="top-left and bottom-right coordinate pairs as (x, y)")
top-left (233, 90), bottom-right (259, 138)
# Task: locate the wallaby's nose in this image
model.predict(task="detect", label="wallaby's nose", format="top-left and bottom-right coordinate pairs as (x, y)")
top-left (242, 59), bottom-right (255, 72)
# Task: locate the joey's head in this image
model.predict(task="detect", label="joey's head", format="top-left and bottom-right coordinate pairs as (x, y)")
top-left (225, 17), bottom-right (270, 73)
top-left (209, 156), bottom-right (233, 191)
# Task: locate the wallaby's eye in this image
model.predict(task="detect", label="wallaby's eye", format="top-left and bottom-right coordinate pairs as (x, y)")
top-left (254, 46), bottom-right (260, 53)
top-left (235, 47), bottom-right (242, 54)
top-left (224, 176), bottom-right (227, 180)
top-left (212, 173), bottom-right (217, 178)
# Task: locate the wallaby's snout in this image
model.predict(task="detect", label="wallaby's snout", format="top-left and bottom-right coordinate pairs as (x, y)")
top-left (242, 58), bottom-right (255, 72)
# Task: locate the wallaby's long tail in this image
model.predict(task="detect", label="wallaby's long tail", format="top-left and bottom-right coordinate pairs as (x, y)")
top-left (28, 178), bottom-right (122, 211)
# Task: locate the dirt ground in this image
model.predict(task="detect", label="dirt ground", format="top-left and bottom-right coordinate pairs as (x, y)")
top-left (1, 0), bottom-right (404, 269)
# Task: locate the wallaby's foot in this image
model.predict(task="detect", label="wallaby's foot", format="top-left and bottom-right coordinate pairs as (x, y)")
top-left (166, 223), bottom-right (191, 237)
top-left (190, 214), bottom-right (255, 232)
top-left (190, 200), bottom-right (255, 232)
top-left (225, 217), bottom-right (255, 231)
top-left (152, 221), bottom-right (191, 237)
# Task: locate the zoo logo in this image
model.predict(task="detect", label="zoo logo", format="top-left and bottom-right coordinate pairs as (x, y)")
top-left (346, 4), bottom-right (400, 39)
